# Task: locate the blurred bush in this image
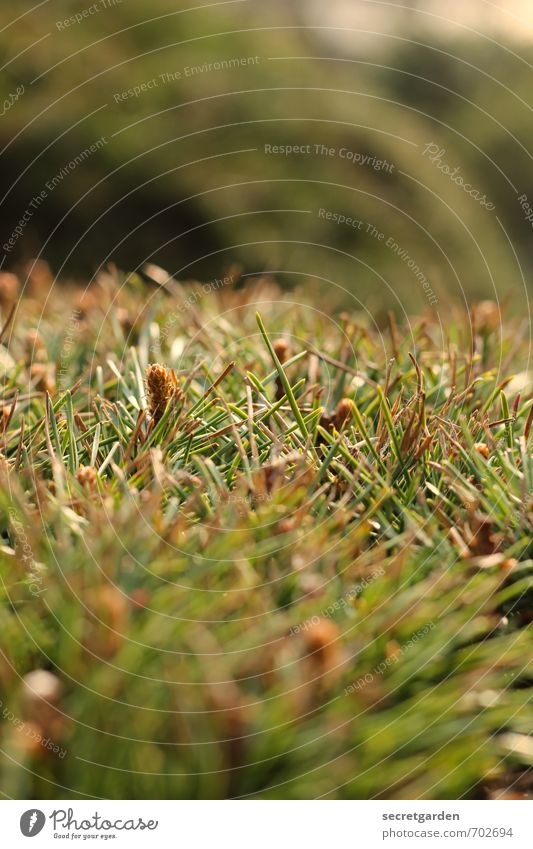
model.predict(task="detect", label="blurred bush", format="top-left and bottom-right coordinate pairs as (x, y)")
top-left (0, 1), bottom-right (531, 308)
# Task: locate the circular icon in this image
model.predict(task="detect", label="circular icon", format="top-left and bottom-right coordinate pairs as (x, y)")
top-left (20, 810), bottom-right (46, 837)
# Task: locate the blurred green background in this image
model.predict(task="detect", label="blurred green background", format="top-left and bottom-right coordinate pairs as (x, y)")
top-left (1, 0), bottom-right (533, 310)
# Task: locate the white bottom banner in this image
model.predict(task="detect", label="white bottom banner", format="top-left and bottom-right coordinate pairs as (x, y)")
top-left (1, 800), bottom-right (532, 848)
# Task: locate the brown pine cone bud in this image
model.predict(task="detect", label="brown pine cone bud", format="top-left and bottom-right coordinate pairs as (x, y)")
top-left (474, 301), bottom-right (499, 334)
top-left (25, 329), bottom-right (47, 362)
top-left (0, 407), bottom-right (11, 433)
top-left (273, 339), bottom-right (289, 401)
top-left (146, 363), bottom-right (174, 422)
top-left (302, 619), bottom-right (341, 673)
top-left (273, 338), bottom-right (289, 364)
top-left (0, 272), bottom-right (20, 307)
top-left (29, 363), bottom-right (55, 394)
top-left (24, 260), bottom-right (53, 298)
top-left (334, 398), bottom-right (353, 430)
top-left (76, 465), bottom-right (97, 489)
